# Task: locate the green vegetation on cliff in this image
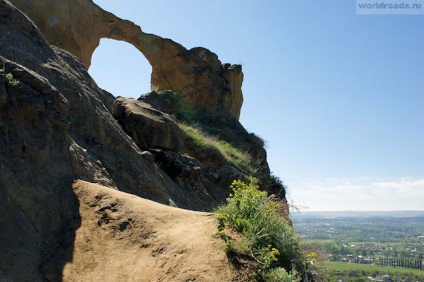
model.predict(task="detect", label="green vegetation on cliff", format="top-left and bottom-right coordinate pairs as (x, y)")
top-left (178, 123), bottom-right (255, 174)
top-left (216, 179), bottom-right (303, 281)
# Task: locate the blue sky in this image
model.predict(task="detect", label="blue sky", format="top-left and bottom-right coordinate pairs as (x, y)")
top-left (90, 0), bottom-right (424, 211)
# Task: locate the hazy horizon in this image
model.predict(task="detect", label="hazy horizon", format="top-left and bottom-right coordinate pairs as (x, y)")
top-left (298, 209), bottom-right (424, 212)
top-left (291, 210), bottom-right (424, 219)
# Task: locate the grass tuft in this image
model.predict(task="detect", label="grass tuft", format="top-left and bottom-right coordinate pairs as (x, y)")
top-left (178, 123), bottom-right (255, 174)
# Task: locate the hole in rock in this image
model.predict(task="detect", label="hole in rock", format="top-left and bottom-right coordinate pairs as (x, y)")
top-left (89, 38), bottom-right (152, 99)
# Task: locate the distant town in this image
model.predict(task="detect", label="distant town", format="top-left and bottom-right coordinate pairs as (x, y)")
top-left (292, 211), bottom-right (424, 281)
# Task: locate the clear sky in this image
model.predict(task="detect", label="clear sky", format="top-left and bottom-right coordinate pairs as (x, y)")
top-left (90, 0), bottom-right (424, 211)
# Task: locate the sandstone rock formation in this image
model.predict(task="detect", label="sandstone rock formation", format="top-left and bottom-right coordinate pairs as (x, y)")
top-left (112, 97), bottom-right (185, 151)
top-left (0, 1), bottom-right (243, 279)
top-left (9, 0), bottom-right (244, 120)
top-left (0, 0), bottom-right (288, 280)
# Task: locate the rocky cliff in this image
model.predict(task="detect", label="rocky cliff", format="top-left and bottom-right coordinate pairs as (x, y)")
top-left (0, 0), bottom-right (287, 280)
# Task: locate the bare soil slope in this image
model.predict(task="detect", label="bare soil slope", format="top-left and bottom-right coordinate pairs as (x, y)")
top-left (64, 181), bottom-right (236, 281)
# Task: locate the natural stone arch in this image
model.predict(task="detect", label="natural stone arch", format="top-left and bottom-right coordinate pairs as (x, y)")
top-left (9, 0), bottom-right (244, 119)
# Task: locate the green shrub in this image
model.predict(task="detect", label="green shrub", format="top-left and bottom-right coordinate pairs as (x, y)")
top-left (216, 178), bottom-right (303, 281)
top-left (167, 90), bottom-right (197, 123)
top-left (5, 72), bottom-right (19, 87)
top-left (175, 99), bottom-right (197, 123)
top-left (263, 267), bottom-right (301, 282)
top-left (1, 61), bottom-right (19, 87)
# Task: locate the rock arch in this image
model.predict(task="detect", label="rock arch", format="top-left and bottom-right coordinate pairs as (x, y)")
top-left (9, 0), bottom-right (244, 119)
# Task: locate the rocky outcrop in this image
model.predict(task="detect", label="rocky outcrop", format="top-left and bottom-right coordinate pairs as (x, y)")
top-left (0, 0), bottom-right (287, 280)
top-left (0, 1), bottom-right (247, 279)
top-left (112, 97), bottom-right (185, 151)
top-left (9, 0), bottom-right (244, 120)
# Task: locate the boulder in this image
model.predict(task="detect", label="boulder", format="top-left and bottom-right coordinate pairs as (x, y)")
top-left (112, 97), bottom-right (185, 151)
top-left (138, 90), bottom-right (182, 116)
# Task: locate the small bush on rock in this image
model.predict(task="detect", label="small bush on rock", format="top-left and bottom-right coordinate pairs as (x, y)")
top-left (263, 267), bottom-right (301, 282)
top-left (1, 61), bottom-right (19, 88)
top-left (5, 72), bottom-right (19, 87)
top-left (216, 178), bottom-right (303, 281)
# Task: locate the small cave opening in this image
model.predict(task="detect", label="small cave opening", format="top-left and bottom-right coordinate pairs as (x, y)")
top-left (89, 38), bottom-right (152, 99)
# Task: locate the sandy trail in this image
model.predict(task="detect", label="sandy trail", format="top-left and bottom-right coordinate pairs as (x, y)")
top-left (63, 181), bottom-right (236, 282)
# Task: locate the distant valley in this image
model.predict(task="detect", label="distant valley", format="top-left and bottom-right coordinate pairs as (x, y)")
top-left (292, 210), bottom-right (424, 281)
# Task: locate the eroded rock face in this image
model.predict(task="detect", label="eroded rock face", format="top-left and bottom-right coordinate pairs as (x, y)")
top-left (9, 0), bottom-right (244, 120)
top-left (112, 97), bottom-right (185, 152)
top-left (0, 1), bottom-right (288, 280)
top-left (0, 1), bottom-right (244, 279)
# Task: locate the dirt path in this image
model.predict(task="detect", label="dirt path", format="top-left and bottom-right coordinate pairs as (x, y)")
top-left (62, 181), bottom-right (237, 281)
